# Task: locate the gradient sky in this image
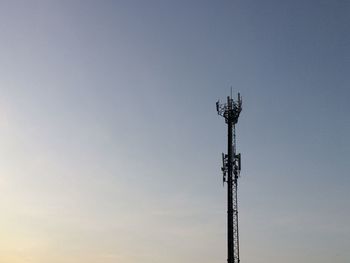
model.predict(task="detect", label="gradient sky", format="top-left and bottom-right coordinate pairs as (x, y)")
top-left (0, 1), bottom-right (349, 263)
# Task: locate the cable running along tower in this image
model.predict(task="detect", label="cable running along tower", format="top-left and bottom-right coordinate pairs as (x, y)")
top-left (216, 93), bottom-right (242, 263)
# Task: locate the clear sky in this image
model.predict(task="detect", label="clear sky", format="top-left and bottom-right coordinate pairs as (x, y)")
top-left (0, 1), bottom-right (349, 262)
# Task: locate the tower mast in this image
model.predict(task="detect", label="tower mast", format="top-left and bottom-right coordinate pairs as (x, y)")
top-left (216, 93), bottom-right (242, 263)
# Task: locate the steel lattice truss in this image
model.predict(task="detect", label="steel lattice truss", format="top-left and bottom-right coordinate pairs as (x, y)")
top-left (233, 178), bottom-right (240, 263)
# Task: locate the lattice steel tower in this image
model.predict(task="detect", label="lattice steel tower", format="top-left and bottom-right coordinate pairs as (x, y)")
top-left (216, 93), bottom-right (242, 263)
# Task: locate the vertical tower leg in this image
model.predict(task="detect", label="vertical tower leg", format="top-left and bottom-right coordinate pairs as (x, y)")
top-left (227, 107), bottom-right (233, 263)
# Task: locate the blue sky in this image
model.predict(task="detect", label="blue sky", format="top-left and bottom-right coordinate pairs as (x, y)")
top-left (0, 1), bottom-right (349, 262)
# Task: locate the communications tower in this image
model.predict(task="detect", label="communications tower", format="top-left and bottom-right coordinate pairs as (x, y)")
top-left (216, 93), bottom-right (242, 263)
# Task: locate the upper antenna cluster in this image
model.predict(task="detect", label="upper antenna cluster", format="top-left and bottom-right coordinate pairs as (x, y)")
top-left (216, 93), bottom-right (242, 124)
